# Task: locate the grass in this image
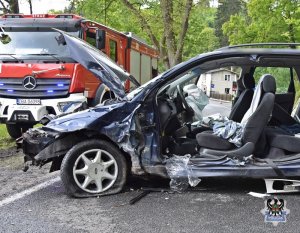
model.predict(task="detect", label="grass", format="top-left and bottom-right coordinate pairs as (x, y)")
top-left (0, 124), bottom-right (16, 149)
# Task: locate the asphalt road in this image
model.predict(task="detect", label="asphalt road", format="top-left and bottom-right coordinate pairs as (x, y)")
top-left (0, 177), bottom-right (299, 233)
top-left (202, 98), bottom-right (232, 117)
top-left (1, 99), bottom-right (299, 233)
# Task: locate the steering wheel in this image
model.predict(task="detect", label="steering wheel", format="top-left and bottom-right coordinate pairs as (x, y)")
top-left (176, 85), bottom-right (194, 115)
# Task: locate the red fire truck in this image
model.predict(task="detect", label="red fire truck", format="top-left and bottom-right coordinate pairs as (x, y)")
top-left (0, 14), bottom-right (159, 138)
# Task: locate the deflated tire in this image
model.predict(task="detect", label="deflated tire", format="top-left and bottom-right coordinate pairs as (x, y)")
top-left (60, 139), bottom-right (127, 197)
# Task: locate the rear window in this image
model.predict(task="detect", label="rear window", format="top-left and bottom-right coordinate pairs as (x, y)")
top-left (254, 67), bottom-right (298, 94)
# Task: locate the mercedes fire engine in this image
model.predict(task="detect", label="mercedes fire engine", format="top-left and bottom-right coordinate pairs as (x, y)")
top-left (0, 14), bottom-right (159, 138)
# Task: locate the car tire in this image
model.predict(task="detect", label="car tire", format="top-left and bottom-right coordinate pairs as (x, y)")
top-left (6, 123), bottom-right (33, 139)
top-left (91, 84), bottom-right (114, 107)
top-left (60, 139), bottom-right (127, 197)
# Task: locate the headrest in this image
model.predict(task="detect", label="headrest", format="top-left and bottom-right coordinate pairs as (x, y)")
top-left (261, 74), bottom-right (276, 93)
top-left (242, 73), bottom-right (255, 89)
top-left (241, 74), bottom-right (275, 124)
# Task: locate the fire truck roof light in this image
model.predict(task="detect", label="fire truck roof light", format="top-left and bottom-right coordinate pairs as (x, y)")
top-left (4, 14), bottom-right (24, 18)
top-left (55, 15), bottom-right (73, 19)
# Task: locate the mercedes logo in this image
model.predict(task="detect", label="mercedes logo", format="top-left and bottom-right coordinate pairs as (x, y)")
top-left (23, 76), bottom-right (37, 90)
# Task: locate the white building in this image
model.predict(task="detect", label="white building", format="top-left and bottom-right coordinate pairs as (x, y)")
top-left (198, 68), bottom-right (239, 97)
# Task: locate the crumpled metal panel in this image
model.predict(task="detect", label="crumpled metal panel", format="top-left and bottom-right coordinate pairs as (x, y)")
top-left (99, 104), bottom-right (146, 174)
top-left (57, 30), bottom-right (130, 99)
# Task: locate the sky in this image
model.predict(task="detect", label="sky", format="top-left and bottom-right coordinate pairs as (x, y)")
top-left (19, 0), bottom-right (70, 14)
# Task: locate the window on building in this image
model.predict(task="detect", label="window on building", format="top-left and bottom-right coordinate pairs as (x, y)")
top-left (225, 88), bottom-right (230, 94)
top-left (225, 74), bottom-right (231, 81)
top-left (109, 39), bottom-right (118, 62)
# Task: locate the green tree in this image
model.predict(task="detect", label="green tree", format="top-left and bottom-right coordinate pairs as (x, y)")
top-left (71, 0), bottom-right (195, 69)
top-left (184, 4), bottom-right (219, 60)
top-left (70, 0), bottom-right (219, 69)
top-left (223, 0), bottom-right (300, 44)
top-left (0, 0), bottom-right (19, 13)
top-left (215, 0), bottom-right (246, 46)
top-left (121, 0), bottom-right (194, 68)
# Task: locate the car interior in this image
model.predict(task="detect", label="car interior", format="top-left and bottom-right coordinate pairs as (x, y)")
top-left (156, 55), bottom-right (300, 162)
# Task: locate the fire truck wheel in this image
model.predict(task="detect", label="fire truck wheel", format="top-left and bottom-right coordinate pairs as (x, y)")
top-left (91, 84), bottom-right (114, 106)
top-left (60, 139), bottom-right (127, 197)
top-left (6, 123), bottom-right (33, 139)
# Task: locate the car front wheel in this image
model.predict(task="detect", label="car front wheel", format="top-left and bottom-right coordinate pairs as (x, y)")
top-left (60, 139), bottom-right (127, 197)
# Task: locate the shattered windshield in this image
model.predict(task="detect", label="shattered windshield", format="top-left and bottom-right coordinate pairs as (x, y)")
top-left (0, 28), bottom-right (79, 56)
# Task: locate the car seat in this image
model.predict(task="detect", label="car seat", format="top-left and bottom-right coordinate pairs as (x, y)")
top-left (196, 74), bottom-right (276, 158)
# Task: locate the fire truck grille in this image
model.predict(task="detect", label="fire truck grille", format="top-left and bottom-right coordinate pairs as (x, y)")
top-left (0, 78), bottom-right (71, 98)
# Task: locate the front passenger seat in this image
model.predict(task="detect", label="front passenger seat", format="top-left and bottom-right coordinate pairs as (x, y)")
top-left (196, 74), bottom-right (276, 158)
top-left (229, 73), bottom-right (255, 122)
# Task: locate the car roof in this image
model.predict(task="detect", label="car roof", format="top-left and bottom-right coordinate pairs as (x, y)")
top-left (213, 43), bottom-right (300, 56)
top-left (215, 48), bottom-right (300, 56)
top-left (0, 18), bottom-right (82, 31)
top-left (161, 45), bottom-right (300, 81)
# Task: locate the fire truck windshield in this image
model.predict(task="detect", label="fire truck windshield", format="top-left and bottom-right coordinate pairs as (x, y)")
top-left (0, 29), bottom-right (80, 57)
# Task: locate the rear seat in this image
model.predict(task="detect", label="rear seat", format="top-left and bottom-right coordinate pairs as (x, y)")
top-left (269, 103), bottom-right (297, 126)
top-left (266, 126), bottom-right (300, 153)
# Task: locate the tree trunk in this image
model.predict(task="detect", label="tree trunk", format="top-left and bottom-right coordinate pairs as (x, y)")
top-left (28, 0), bottom-right (33, 14)
top-left (9, 0), bottom-right (19, 13)
top-left (121, 0), bottom-right (193, 69)
top-left (174, 0), bottom-right (193, 64)
top-left (0, 0), bottom-right (9, 13)
top-left (160, 0), bottom-right (176, 67)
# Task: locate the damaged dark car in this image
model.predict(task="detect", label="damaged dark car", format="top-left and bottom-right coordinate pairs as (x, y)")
top-left (22, 33), bottom-right (300, 197)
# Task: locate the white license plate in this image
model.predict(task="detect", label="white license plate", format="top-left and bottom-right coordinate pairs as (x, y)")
top-left (17, 99), bottom-right (41, 105)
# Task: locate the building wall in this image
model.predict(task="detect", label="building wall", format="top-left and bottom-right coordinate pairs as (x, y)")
top-left (211, 70), bottom-right (237, 95)
top-left (198, 69), bottom-right (238, 97)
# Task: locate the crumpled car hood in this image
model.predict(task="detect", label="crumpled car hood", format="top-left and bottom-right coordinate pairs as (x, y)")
top-left (58, 30), bottom-right (136, 99)
top-left (45, 103), bottom-right (124, 132)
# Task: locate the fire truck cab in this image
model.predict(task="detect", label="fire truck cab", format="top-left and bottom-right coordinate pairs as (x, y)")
top-left (0, 14), bottom-right (159, 138)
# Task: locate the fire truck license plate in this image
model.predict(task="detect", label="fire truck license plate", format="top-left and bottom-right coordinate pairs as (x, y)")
top-left (16, 99), bottom-right (41, 105)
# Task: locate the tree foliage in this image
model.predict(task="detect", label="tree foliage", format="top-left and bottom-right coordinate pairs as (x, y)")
top-left (0, 0), bottom-right (19, 13)
top-left (215, 0), bottom-right (246, 47)
top-left (184, 4), bottom-right (219, 60)
top-left (70, 0), bottom-right (218, 69)
top-left (223, 0), bottom-right (300, 44)
top-left (120, 0), bottom-right (194, 69)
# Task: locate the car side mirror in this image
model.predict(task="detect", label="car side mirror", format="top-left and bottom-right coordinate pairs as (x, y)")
top-left (96, 29), bottom-right (106, 50)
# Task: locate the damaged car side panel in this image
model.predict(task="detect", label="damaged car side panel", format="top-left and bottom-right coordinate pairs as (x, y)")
top-left (23, 99), bottom-right (165, 176)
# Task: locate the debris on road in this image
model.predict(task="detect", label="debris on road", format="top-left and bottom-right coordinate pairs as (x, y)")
top-left (264, 179), bottom-right (300, 193)
top-left (129, 187), bottom-right (172, 205)
top-left (248, 192), bottom-right (270, 198)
